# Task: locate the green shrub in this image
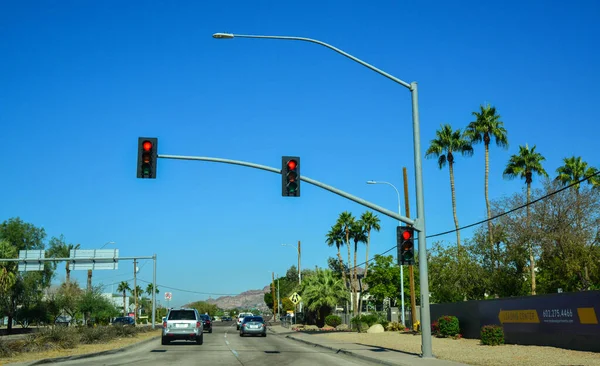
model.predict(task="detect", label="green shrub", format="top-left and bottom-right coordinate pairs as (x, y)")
top-left (437, 315), bottom-right (460, 337)
top-left (36, 327), bottom-right (78, 349)
top-left (112, 325), bottom-right (138, 338)
top-left (0, 337), bottom-right (13, 358)
top-left (480, 325), bottom-right (504, 346)
top-left (78, 326), bottom-right (112, 344)
top-left (386, 321), bottom-right (404, 331)
top-left (325, 315), bottom-right (342, 327)
top-left (351, 314), bottom-right (379, 332)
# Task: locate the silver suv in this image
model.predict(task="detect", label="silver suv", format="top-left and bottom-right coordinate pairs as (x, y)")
top-left (161, 308), bottom-right (204, 345)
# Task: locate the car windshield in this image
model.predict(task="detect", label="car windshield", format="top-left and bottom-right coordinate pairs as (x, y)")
top-left (246, 317), bottom-right (263, 322)
top-left (168, 310), bottom-right (196, 320)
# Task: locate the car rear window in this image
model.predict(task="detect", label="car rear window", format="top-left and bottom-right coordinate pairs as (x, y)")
top-left (200, 314), bottom-right (210, 320)
top-left (247, 317), bottom-right (263, 322)
top-left (168, 310), bottom-right (196, 320)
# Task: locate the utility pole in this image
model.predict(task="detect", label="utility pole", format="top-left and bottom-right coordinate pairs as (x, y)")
top-left (133, 259), bottom-right (138, 324)
top-left (271, 272), bottom-right (277, 320)
top-left (277, 277), bottom-right (281, 320)
top-left (298, 240), bottom-right (302, 314)
top-left (404, 167), bottom-right (417, 327)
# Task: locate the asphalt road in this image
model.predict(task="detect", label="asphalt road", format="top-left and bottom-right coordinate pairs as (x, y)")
top-left (50, 321), bottom-right (378, 366)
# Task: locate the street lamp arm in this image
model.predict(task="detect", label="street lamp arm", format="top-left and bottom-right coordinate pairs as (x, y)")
top-left (218, 33), bottom-right (412, 90)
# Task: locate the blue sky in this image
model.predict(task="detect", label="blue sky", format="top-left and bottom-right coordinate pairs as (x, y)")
top-left (1, 0), bottom-right (598, 307)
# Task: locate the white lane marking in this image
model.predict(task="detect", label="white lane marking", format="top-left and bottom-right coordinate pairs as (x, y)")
top-left (225, 340), bottom-right (230, 345)
top-left (231, 349), bottom-right (239, 357)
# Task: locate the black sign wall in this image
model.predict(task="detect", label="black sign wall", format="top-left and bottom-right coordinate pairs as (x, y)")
top-left (430, 291), bottom-right (600, 352)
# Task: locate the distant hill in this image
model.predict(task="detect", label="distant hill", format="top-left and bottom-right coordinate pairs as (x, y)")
top-left (204, 286), bottom-right (271, 311)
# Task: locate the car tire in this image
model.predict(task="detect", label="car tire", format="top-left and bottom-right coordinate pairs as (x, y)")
top-left (209, 328), bottom-right (212, 333)
top-left (236, 325), bottom-right (239, 330)
top-left (263, 333), bottom-right (267, 337)
top-left (161, 337), bottom-right (169, 345)
top-left (239, 332), bottom-right (243, 337)
top-left (196, 334), bottom-right (203, 345)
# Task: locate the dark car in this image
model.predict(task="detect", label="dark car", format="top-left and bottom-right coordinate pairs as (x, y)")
top-left (199, 314), bottom-right (212, 333)
top-left (239, 316), bottom-right (266, 337)
top-left (112, 316), bottom-right (135, 326)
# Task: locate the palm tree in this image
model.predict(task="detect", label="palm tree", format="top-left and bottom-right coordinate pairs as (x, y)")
top-left (503, 144), bottom-right (548, 295)
top-left (555, 156), bottom-right (600, 193)
top-left (335, 212), bottom-right (356, 311)
top-left (359, 211), bottom-right (381, 278)
top-left (325, 224), bottom-right (347, 290)
top-left (300, 268), bottom-right (348, 327)
top-left (466, 104), bottom-right (509, 249)
top-left (146, 283), bottom-right (160, 297)
top-left (133, 285), bottom-right (143, 319)
top-left (426, 124), bottom-right (474, 249)
top-left (117, 281), bottom-right (131, 316)
top-left (46, 237), bottom-right (80, 283)
top-left (350, 221), bottom-right (367, 315)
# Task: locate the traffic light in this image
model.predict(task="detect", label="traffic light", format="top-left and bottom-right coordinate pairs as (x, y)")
top-left (397, 226), bottom-right (415, 265)
top-left (281, 156), bottom-right (300, 197)
top-left (137, 137), bottom-right (158, 179)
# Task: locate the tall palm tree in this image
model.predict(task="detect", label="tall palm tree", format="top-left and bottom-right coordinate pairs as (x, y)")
top-left (426, 124), bottom-right (474, 250)
top-left (300, 268), bottom-right (348, 327)
top-left (46, 238), bottom-right (80, 283)
top-left (146, 283), bottom-right (160, 297)
top-left (503, 144), bottom-right (548, 295)
top-left (336, 212), bottom-right (356, 310)
top-left (117, 281), bottom-right (131, 316)
top-left (350, 221), bottom-right (367, 315)
top-left (466, 104), bottom-right (509, 249)
top-left (555, 156), bottom-right (600, 193)
top-left (325, 224), bottom-right (347, 289)
top-left (133, 285), bottom-right (143, 319)
top-left (359, 211), bottom-right (381, 279)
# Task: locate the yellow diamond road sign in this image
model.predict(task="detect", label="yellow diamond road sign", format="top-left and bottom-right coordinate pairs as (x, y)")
top-left (289, 292), bottom-right (302, 305)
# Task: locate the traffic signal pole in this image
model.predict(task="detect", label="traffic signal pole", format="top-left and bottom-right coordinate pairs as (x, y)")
top-left (157, 154), bottom-right (414, 226)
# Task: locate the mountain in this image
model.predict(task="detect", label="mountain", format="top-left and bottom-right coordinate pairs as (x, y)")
top-left (205, 286), bottom-right (271, 311)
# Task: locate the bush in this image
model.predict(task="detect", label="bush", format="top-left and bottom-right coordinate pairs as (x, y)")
top-left (431, 321), bottom-right (440, 336)
top-left (351, 314), bottom-right (379, 332)
top-left (386, 321), bottom-right (404, 331)
top-left (36, 327), bottom-right (78, 349)
top-left (480, 325), bottom-right (504, 346)
top-left (325, 315), bottom-right (342, 327)
top-left (437, 315), bottom-right (460, 337)
top-left (78, 327), bottom-right (113, 344)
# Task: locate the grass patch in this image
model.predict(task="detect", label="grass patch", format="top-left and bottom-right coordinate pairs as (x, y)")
top-left (0, 325), bottom-right (158, 363)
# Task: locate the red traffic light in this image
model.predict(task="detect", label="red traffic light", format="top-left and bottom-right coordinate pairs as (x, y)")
top-left (402, 230), bottom-right (412, 240)
top-left (287, 160), bottom-right (297, 170)
top-left (142, 141), bottom-right (153, 151)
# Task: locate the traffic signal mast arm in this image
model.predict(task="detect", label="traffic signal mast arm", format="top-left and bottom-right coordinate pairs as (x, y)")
top-left (157, 154), bottom-right (415, 226)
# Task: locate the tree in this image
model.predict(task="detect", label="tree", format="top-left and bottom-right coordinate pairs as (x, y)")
top-left (117, 281), bottom-right (130, 316)
top-left (146, 283), bottom-right (160, 296)
top-left (325, 224), bottom-right (347, 291)
top-left (78, 285), bottom-right (120, 325)
top-left (466, 104), bottom-right (509, 251)
top-left (531, 180), bottom-right (600, 292)
top-left (426, 124), bottom-right (474, 249)
top-left (46, 235), bottom-right (80, 283)
top-left (359, 211), bottom-right (381, 279)
top-left (350, 220), bottom-right (366, 315)
top-left (555, 156), bottom-right (600, 193)
top-left (187, 301), bottom-right (219, 316)
top-left (55, 281), bottom-right (84, 323)
top-left (300, 268), bottom-right (347, 327)
top-left (503, 144), bottom-right (548, 295)
top-left (0, 217), bottom-right (52, 334)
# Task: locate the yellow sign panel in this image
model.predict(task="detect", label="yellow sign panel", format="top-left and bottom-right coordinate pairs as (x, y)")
top-left (498, 309), bottom-right (540, 324)
top-left (577, 307), bottom-right (599, 324)
top-left (289, 292), bottom-right (302, 305)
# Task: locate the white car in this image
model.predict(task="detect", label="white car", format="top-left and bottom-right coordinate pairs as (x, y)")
top-left (236, 312), bottom-right (254, 330)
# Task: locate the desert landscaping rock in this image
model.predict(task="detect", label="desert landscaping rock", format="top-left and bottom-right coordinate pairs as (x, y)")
top-left (366, 324), bottom-right (385, 333)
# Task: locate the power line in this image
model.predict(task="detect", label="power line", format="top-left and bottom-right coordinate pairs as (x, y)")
top-left (348, 171), bottom-right (600, 270)
top-left (136, 278), bottom-right (241, 296)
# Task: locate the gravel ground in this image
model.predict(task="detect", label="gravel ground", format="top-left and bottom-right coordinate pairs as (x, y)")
top-left (306, 331), bottom-right (600, 366)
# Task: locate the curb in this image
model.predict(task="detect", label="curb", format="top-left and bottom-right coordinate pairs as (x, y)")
top-left (285, 334), bottom-right (399, 366)
top-left (23, 334), bottom-right (160, 365)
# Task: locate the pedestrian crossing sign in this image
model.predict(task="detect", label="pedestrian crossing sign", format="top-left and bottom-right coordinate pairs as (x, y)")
top-left (289, 292), bottom-right (302, 305)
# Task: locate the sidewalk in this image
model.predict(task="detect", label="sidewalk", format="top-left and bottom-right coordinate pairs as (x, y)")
top-left (268, 324), bottom-right (469, 366)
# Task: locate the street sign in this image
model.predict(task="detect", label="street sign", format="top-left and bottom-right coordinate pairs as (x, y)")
top-left (289, 292), bottom-right (302, 305)
top-left (70, 249), bottom-right (119, 270)
top-left (165, 292), bottom-right (172, 301)
top-left (18, 250), bottom-right (45, 271)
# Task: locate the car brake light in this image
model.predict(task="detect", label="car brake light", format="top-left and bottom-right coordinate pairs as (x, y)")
top-left (196, 321), bottom-right (201, 328)
top-left (163, 321), bottom-right (167, 328)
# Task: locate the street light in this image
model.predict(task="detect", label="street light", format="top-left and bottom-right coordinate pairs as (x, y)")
top-left (366, 180), bottom-right (405, 327)
top-left (213, 32), bottom-right (432, 358)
